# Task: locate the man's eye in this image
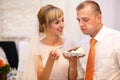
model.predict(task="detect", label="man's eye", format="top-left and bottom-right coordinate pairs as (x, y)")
top-left (76, 18), bottom-right (80, 22)
top-left (77, 19), bottom-right (80, 22)
top-left (83, 19), bottom-right (89, 22)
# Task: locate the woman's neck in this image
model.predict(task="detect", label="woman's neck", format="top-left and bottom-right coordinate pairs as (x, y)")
top-left (41, 36), bottom-right (63, 47)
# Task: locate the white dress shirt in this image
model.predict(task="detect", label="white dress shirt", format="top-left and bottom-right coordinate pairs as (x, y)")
top-left (79, 25), bottom-right (120, 80)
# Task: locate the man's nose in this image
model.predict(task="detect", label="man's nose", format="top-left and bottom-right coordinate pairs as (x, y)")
top-left (79, 20), bottom-right (85, 27)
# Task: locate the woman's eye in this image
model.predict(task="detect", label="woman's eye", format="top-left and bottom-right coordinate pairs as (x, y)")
top-left (62, 19), bottom-right (64, 22)
top-left (55, 21), bottom-right (59, 24)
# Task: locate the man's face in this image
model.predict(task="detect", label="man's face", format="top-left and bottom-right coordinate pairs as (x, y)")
top-left (76, 6), bottom-right (101, 37)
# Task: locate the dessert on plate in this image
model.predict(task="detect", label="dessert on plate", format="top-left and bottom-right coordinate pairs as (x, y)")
top-left (63, 47), bottom-right (85, 57)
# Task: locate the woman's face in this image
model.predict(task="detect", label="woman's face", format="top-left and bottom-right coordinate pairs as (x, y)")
top-left (46, 16), bottom-right (64, 36)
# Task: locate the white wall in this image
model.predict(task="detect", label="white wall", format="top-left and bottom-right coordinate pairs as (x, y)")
top-left (0, 0), bottom-right (120, 42)
top-left (96, 0), bottom-right (120, 31)
top-left (0, 0), bottom-right (40, 40)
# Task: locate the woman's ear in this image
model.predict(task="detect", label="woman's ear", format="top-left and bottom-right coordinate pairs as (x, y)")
top-left (42, 24), bottom-right (47, 32)
top-left (42, 24), bottom-right (45, 28)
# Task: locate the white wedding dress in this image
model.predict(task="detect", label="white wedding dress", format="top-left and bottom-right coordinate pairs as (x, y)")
top-left (20, 36), bottom-right (82, 80)
top-left (32, 38), bottom-right (76, 80)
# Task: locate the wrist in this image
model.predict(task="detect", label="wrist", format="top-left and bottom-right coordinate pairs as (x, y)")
top-left (69, 60), bottom-right (77, 66)
top-left (68, 67), bottom-right (78, 80)
top-left (69, 62), bottom-right (77, 69)
top-left (69, 67), bottom-right (77, 71)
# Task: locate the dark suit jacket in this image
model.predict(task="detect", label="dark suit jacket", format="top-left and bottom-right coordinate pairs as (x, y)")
top-left (0, 41), bottom-right (19, 69)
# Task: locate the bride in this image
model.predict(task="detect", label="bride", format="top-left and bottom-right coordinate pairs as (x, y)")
top-left (21, 4), bottom-right (79, 80)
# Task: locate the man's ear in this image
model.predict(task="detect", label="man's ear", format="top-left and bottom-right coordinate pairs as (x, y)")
top-left (97, 14), bottom-right (102, 23)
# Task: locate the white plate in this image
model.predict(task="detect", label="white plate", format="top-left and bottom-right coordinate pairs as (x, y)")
top-left (63, 51), bottom-right (85, 57)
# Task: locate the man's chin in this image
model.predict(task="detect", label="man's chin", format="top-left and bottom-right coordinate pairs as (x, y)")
top-left (82, 32), bottom-right (89, 35)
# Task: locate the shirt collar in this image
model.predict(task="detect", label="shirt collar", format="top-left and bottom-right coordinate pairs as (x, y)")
top-left (94, 25), bottom-right (107, 43)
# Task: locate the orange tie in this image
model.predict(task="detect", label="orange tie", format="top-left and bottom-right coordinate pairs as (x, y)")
top-left (85, 39), bottom-right (96, 80)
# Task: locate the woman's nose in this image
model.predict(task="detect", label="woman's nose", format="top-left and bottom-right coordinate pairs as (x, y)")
top-left (60, 21), bottom-right (64, 28)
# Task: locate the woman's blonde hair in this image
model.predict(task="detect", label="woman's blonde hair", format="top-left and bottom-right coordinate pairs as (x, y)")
top-left (37, 5), bottom-right (63, 33)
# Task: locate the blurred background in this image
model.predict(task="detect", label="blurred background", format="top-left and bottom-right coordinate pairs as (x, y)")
top-left (0, 0), bottom-right (120, 72)
top-left (0, 0), bottom-right (120, 42)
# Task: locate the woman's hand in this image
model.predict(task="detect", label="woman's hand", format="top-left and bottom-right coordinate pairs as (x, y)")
top-left (64, 55), bottom-right (78, 80)
top-left (63, 46), bottom-right (85, 59)
top-left (63, 48), bottom-right (78, 80)
top-left (39, 50), bottom-right (60, 80)
top-left (49, 50), bottom-right (60, 60)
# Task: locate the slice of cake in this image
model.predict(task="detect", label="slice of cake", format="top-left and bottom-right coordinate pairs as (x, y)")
top-left (63, 46), bottom-right (84, 57)
top-left (70, 47), bottom-right (84, 57)
top-left (71, 46), bottom-right (83, 54)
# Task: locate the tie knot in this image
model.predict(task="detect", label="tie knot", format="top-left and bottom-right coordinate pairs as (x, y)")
top-left (90, 39), bottom-right (96, 45)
